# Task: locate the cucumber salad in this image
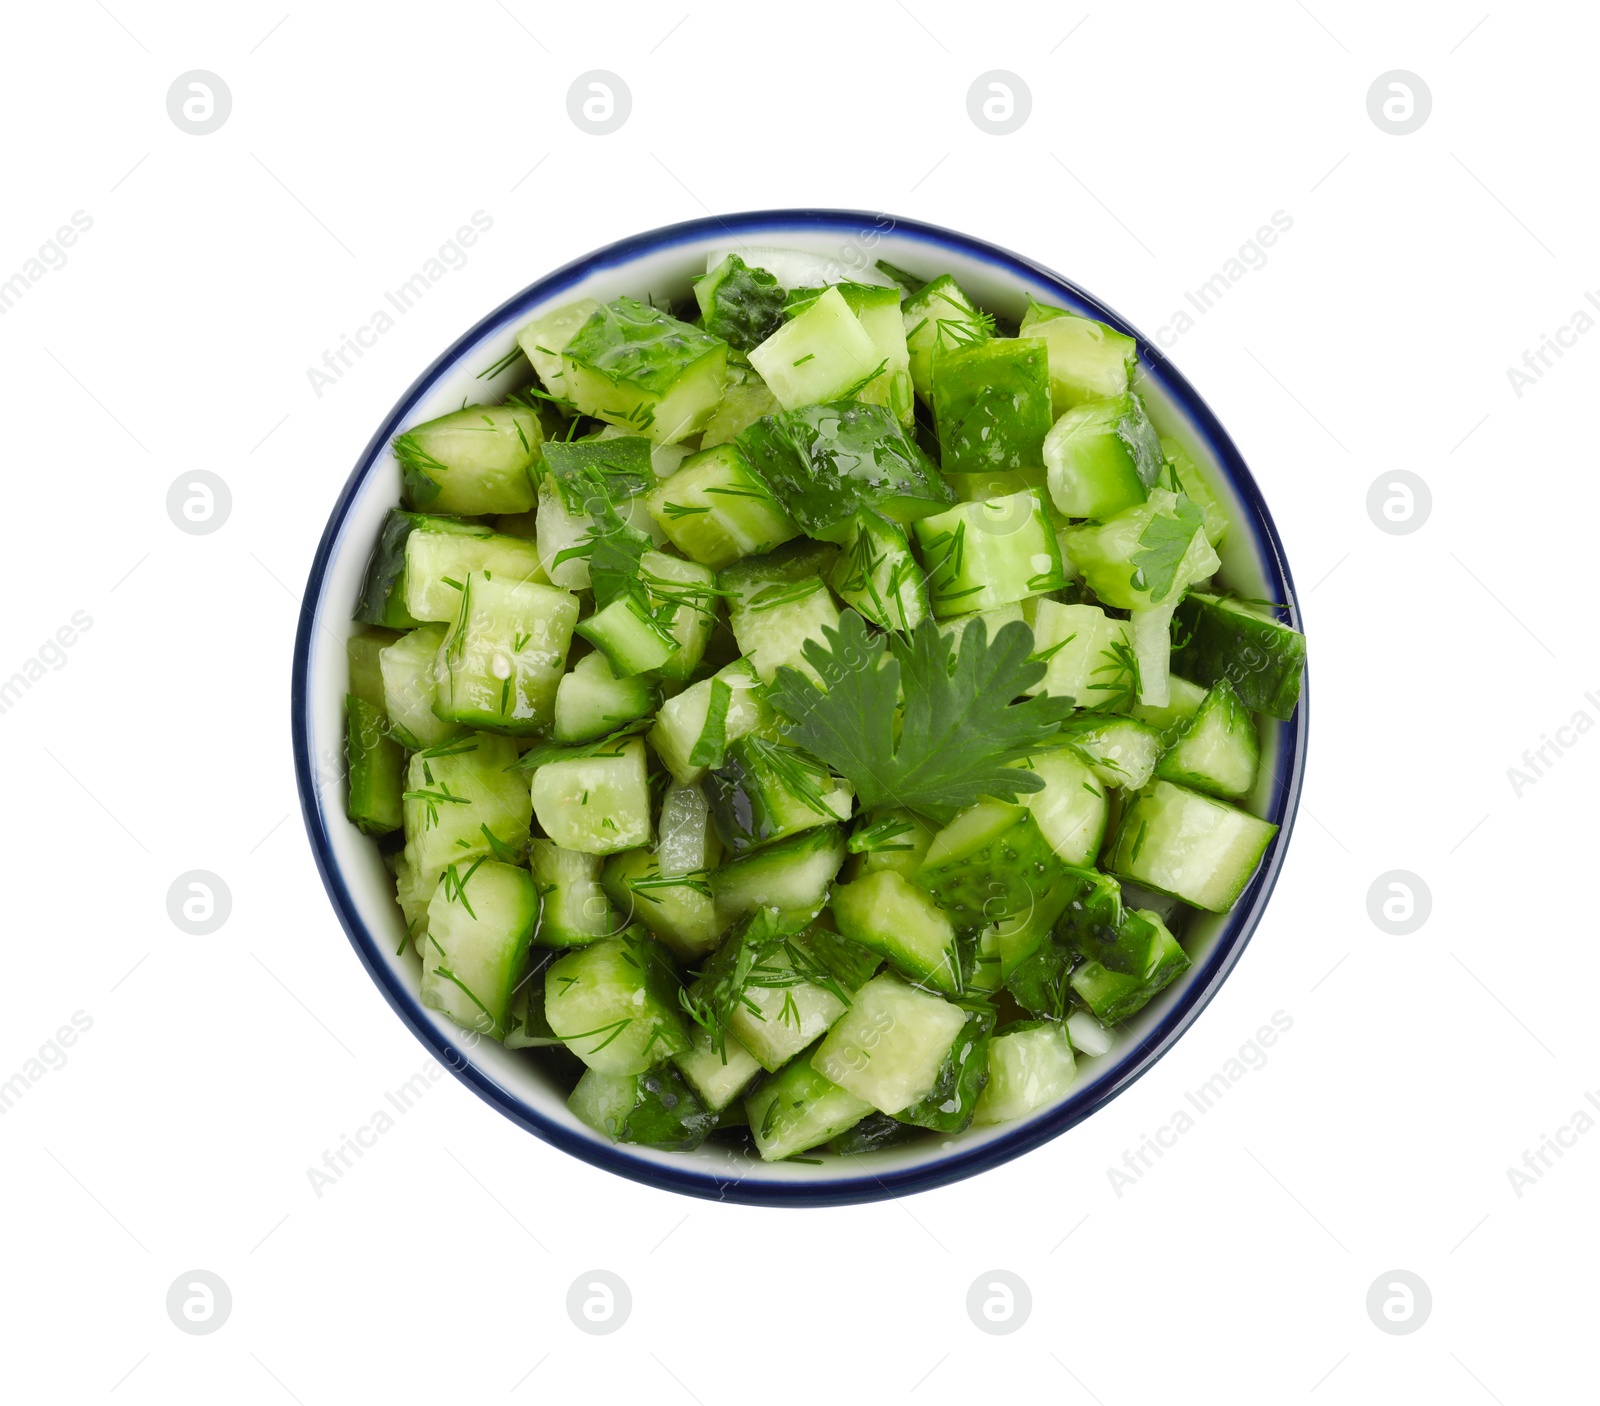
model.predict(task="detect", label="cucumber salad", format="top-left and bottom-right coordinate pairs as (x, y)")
top-left (343, 245), bottom-right (1306, 1164)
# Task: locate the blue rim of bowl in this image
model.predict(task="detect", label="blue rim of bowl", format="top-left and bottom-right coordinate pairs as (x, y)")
top-left (292, 209), bottom-right (1307, 1208)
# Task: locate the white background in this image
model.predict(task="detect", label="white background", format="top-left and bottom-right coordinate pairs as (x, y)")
top-left (1, 1), bottom-right (1594, 1400)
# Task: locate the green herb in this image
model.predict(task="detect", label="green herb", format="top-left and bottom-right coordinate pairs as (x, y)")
top-left (767, 610), bottom-right (1074, 814)
top-left (1129, 496), bottom-right (1204, 603)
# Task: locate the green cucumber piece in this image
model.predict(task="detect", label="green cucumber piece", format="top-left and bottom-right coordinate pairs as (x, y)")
top-left (542, 433), bottom-right (657, 503)
top-left (379, 625), bottom-right (462, 749)
top-left (433, 575), bottom-right (579, 734)
top-left (828, 513), bottom-right (931, 632)
top-left (1170, 593), bottom-right (1306, 721)
top-left (403, 524), bottom-right (548, 623)
top-left (711, 825), bottom-right (846, 930)
top-left (1027, 601), bottom-right (1136, 710)
top-left (1131, 674), bottom-right (1208, 746)
top-left (835, 282), bottom-right (914, 423)
top-left (346, 630), bottom-right (397, 707)
top-left (355, 511), bottom-right (487, 629)
top-left (972, 1020), bottom-right (1077, 1124)
top-left (1060, 489), bottom-right (1220, 612)
top-left (915, 801), bottom-right (1064, 923)
top-left (728, 944), bottom-right (851, 1072)
top-left (1056, 714), bottom-right (1166, 790)
top-left (575, 595), bottom-right (681, 678)
top-left (544, 929), bottom-right (690, 1075)
top-left (553, 651), bottom-right (659, 744)
top-left (912, 490), bottom-right (1066, 616)
top-left (649, 659), bottom-right (773, 787)
top-left (645, 442), bottom-right (799, 569)
top-left (721, 542), bottom-right (843, 683)
top-left (895, 1000), bottom-right (996, 1133)
top-left (1067, 905), bottom-right (1189, 1024)
top-left (812, 973), bottom-right (968, 1115)
top-left (392, 402), bottom-right (543, 515)
top-left (641, 550), bottom-right (718, 683)
top-left (1108, 779), bottom-right (1278, 912)
top-left (699, 360), bottom-right (780, 449)
top-left (845, 808), bottom-right (936, 881)
top-left (1159, 436), bottom-right (1228, 546)
top-left (561, 296), bottom-right (729, 444)
top-left (1042, 393), bottom-right (1163, 519)
top-left (747, 286), bottom-right (882, 409)
top-left (420, 859), bottom-right (538, 1037)
top-left (1020, 748), bottom-right (1107, 865)
top-left (673, 1018), bottom-right (763, 1112)
top-left (569, 1065), bottom-right (717, 1151)
top-left (705, 735), bottom-right (853, 856)
top-left (694, 253), bottom-right (785, 351)
top-left (830, 1111), bottom-right (923, 1155)
top-left (601, 848), bottom-right (721, 959)
top-left (902, 274), bottom-right (989, 402)
top-left (746, 1045), bottom-right (873, 1161)
top-left (345, 695), bottom-right (404, 835)
top-left (530, 840), bottom-right (622, 948)
top-left (1155, 678), bottom-right (1260, 798)
top-left (1019, 302), bottom-right (1137, 408)
top-left (516, 297), bottom-right (599, 399)
top-left (529, 736), bottom-right (652, 855)
top-left (829, 870), bottom-right (961, 995)
top-left (932, 336), bottom-right (1053, 473)
top-left (504, 950), bottom-right (561, 1049)
top-left (402, 733), bottom-right (530, 888)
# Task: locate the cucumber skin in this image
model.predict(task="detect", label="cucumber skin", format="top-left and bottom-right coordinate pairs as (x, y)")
top-left (932, 337), bottom-right (1054, 473)
top-left (345, 695), bottom-right (404, 836)
top-left (915, 809), bottom-right (1065, 924)
top-left (895, 1001), bottom-right (996, 1133)
top-left (1171, 594), bottom-right (1305, 721)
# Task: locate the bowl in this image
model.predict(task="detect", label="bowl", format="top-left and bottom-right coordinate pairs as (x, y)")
top-left (292, 210), bottom-right (1307, 1206)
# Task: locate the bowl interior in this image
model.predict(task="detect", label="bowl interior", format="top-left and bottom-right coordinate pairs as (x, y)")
top-left (295, 212), bottom-right (1304, 1205)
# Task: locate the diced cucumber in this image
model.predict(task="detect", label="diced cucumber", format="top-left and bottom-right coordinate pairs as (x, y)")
top-left (721, 545), bottom-right (842, 684)
top-left (530, 840), bottom-right (621, 948)
top-left (916, 801), bottom-right (1063, 923)
top-left (1108, 779), bottom-right (1278, 912)
top-left (345, 695), bottom-right (404, 835)
top-left (392, 402), bottom-right (543, 515)
top-left (1159, 436), bottom-right (1228, 546)
top-left (829, 1112), bottom-right (923, 1156)
top-left (705, 735), bottom-right (853, 857)
top-left (813, 973), bottom-right (968, 1115)
top-left (1042, 393), bottom-right (1163, 519)
top-left (602, 848), bottom-right (722, 959)
top-left (1130, 603), bottom-right (1175, 707)
top-left (402, 733), bottom-right (530, 887)
top-left (576, 594), bottom-right (681, 678)
top-left (746, 1047), bottom-right (873, 1161)
top-left (553, 651), bottom-right (659, 744)
top-left (657, 781), bottom-right (720, 876)
top-left (561, 297), bottom-right (729, 444)
top-left (346, 630), bottom-right (397, 707)
top-left (1056, 715), bottom-right (1165, 790)
top-left (694, 253), bottom-right (785, 351)
top-left (728, 944), bottom-right (851, 1072)
top-left (543, 432), bottom-right (657, 501)
top-left (932, 336), bottom-right (1053, 473)
top-left (972, 1021), bottom-right (1077, 1125)
top-left (356, 511), bottom-right (498, 629)
top-left (835, 282), bottom-right (913, 424)
top-left (394, 852), bottom-right (433, 949)
top-left (649, 659), bottom-right (772, 787)
top-left (1027, 601), bottom-right (1136, 709)
top-left (699, 360), bottom-right (780, 449)
top-left (1066, 1009), bottom-right (1114, 1058)
top-left (1068, 907), bottom-right (1189, 1024)
top-left (403, 523), bottom-right (548, 623)
top-left (940, 601), bottom-right (1025, 648)
top-left (1170, 593), bottom-right (1306, 721)
top-left (912, 490), bottom-right (1066, 616)
top-left (828, 513), bottom-right (930, 632)
top-left (544, 930), bottom-right (690, 1075)
top-left (1060, 489), bottom-right (1220, 612)
top-left (711, 825), bottom-right (846, 930)
top-left (641, 550), bottom-right (718, 683)
top-left (673, 1018), bottom-right (763, 1112)
top-left (569, 1065), bottom-right (716, 1151)
top-left (896, 1001), bottom-right (996, 1133)
top-left (1131, 674), bottom-right (1207, 746)
top-left (748, 286), bottom-right (882, 409)
top-left (1155, 678), bottom-right (1260, 798)
top-left (420, 859), bottom-right (538, 1037)
top-left (1019, 302), bottom-right (1137, 408)
top-left (902, 274), bottom-right (989, 402)
top-left (504, 951), bottom-right (561, 1049)
top-left (534, 471), bottom-right (597, 590)
top-left (845, 808), bottom-right (936, 881)
top-left (529, 735), bottom-right (652, 855)
top-left (984, 882), bottom-right (1076, 981)
top-left (433, 575), bottom-right (579, 734)
top-left (737, 400), bottom-right (953, 541)
top-left (830, 870), bottom-right (961, 995)
top-left (645, 442), bottom-right (799, 569)
top-left (516, 297), bottom-right (599, 399)
top-left (1020, 748), bottom-right (1107, 866)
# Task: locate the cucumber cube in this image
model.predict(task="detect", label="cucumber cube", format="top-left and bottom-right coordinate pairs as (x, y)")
top-left (720, 545), bottom-right (844, 683)
top-left (1155, 678), bottom-right (1260, 798)
top-left (737, 400), bottom-right (953, 542)
top-left (1159, 437), bottom-right (1229, 546)
top-left (915, 801), bottom-right (1064, 923)
top-left (1170, 593), bottom-right (1306, 721)
top-left (392, 402), bottom-right (543, 515)
top-left (748, 286), bottom-right (882, 409)
top-left (829, 870), bottom-right (961, 995)
top-left (1019, 302), bottom-right (1137, 409)
top-left (553, 652), bottom-right (659, 745)
top-left (1131, 675), bottom-right (1208, 746)
top-left (544, 931), bottom-right (690, 1075)
top-left (845, 808), bottom-right (936, 882)
top-left (746, 1049), bottom-right (873, 1161)
top-left (421, 859), bottom-right (538, 1037)
top-left (516, 297), bottom-right (599, 400)
top-left (813, 974), bottom-right (968, 1115)
top-left (912, 490), bottom-right (1066, 616)
top-left (1043, 393), bottom-right (1163, 519)
top-left (704, 736), bottom-right (853, 857)
top-left (1020, 749), bottom-right (1107, 866)
top-left (569, 1065), bottom-right (716, 1151)
top-left (1027, 602), bottom-right (1135, 708)
top-left (1068, 908), bottom-right (1190, 1024)
top-left (895, 1001), bottom-right (997, 1133)
top-left (972, 1021), bottom-right (1077, 1125)
top-left (1060, 488), bottom-right (1221, 612)
top-left (828, 512), bottom-right (931, 632)
top-left (433, 575), bottom-right (579, 734)
top-left (530, 840), bottom-right (622, 948)
top-left (640, 550), bottom-right (718, 682)
top-left (694, 253), bottom-right (785, 351)
top-left (834, 282), bottom-right (914, 424)
top-left (530, 736), bottom-right (652, 855)
top-left (601, 848), bottom-right (723, 960)
top-left (645, 443), bottom-right (799, 569)
top-left (1056, 715), bottom-right (1166, 790)
top-left (561, 296), bottom-right (729, 444)
top-left (700, 361), bottom-right (780, 449)
top-left (403, 525), bottom-right (548, 623)
top-left (727, 945), bottom-right (851, 1072)
top-left (1108, 780), bottom-right (1278, 912)
top-left (903, 275), bottom-right (988, 401)
top-left (711, 825), bottom-right (846, 930)
top-left (356, 510), bottom-right (495, 629)
top-left (673, 1019), bottom-right (763, 1112)
top-left (345, 695), bottom-right (404, 836)
top-left (402, 733), bottom-right (531, 887)
top-left (932, 337), bottom-right (1053, 473)
top-left (575, 596), bottom-right (681, 678)
top-left (649, 659), bottom-right (773, 787)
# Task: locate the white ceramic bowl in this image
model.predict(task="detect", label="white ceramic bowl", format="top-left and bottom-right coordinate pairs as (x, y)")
top-left (292, 211), bottom-right (1307, 1206)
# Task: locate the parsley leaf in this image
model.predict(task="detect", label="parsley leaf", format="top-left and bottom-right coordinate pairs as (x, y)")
top-left (1129, 496), bottom-right (1204, 604)
top-left (767, 610), bottom-right (1075, 814)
